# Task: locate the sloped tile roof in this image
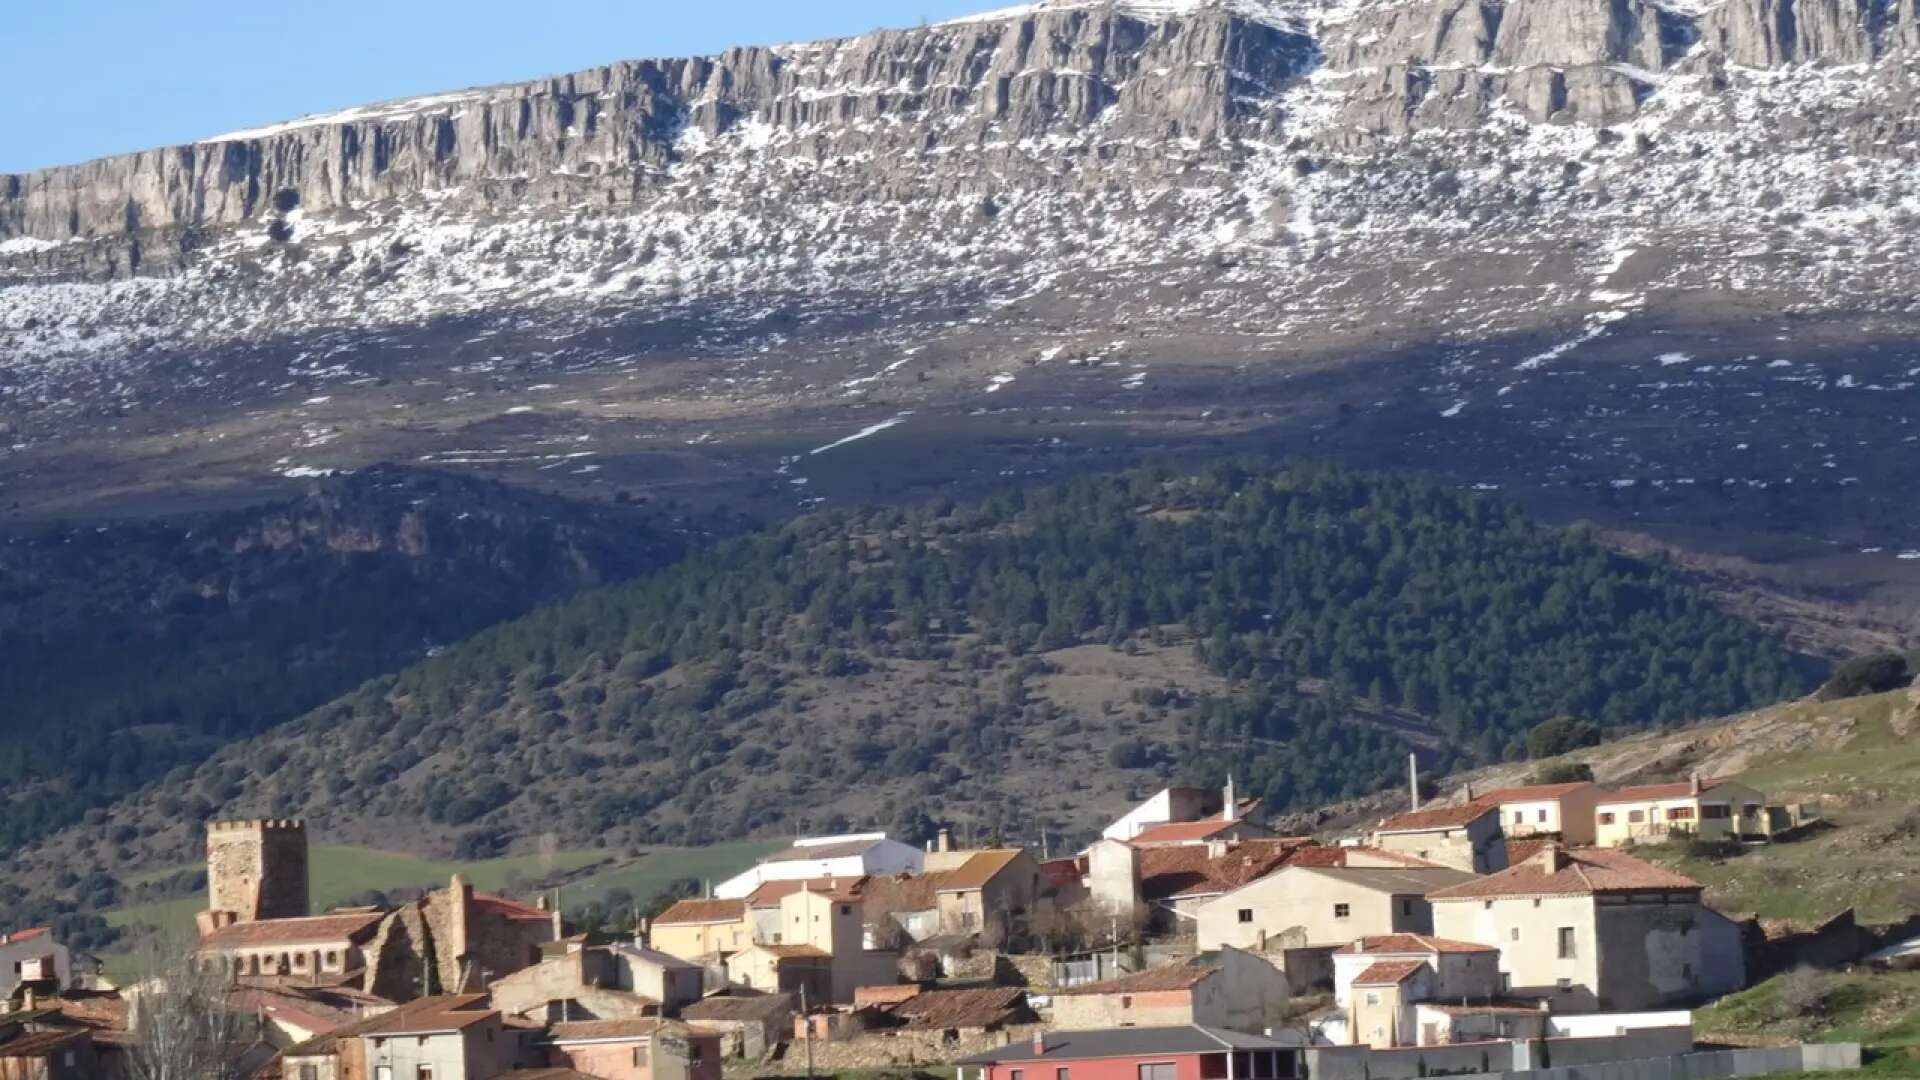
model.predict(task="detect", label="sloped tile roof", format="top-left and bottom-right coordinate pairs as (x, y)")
top-left (653, 898), bottom-right (747, 925)
top-left (888, 987), bottom-right (1033, 1030)
top-left (1350, 960), bottom-right (1429, 987)
top-left (199, 911), bottom-right (386, 950)
top-left (1596, 778), bottom-right (1742, 804)
top-left (0, 928), bottom-right (50, 945)
top-left (547, 1019), bottom-right (666, 1041)
top-left (358, 994), bottom-right (494, 1036)
top-left (0, 1029), bottom-right (90, 1057)
top-left (472, 893), bottom-right (553, 923)
top-left (937, 850), bottom-right (1027, 891)
top-left (1481, 782), bottom-right (1595, 803)
top-left (1141, 838), bottom-right (1312, 901)
top-left (1335, 934), bottom-right (1497, 956)
top-left (1505, 838), bottom-right (1551, 866)
top-left (1429, 846), bottom-right (1703, 900)
top-left (681, 993), bottom-right (793, 1022)
top-left (1128, 820), bottom-right (1247, 846)
top-left (746, 877), bottom-right (867, 908)
top-left (1375, 802), bottom-right (1499, 833)
top-left (745, 944), bottom-right (830, 960)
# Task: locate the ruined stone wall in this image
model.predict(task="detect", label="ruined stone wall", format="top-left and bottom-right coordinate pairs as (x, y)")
top-left (772, 1024), bottom-right (1039, 1073)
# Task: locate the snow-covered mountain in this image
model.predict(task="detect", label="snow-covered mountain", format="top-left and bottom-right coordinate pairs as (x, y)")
top-left (0, 0), bottom-right (1915, 617)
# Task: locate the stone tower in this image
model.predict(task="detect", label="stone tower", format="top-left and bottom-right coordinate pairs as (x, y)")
top-left (205, 819), bottom-right (310, 924)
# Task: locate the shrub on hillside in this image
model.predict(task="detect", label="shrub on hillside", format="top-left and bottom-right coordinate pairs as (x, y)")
top-left (1526, 716), bottom-right (1602, 759)
top-left (1817, 653), bottom-right (1914, 701)
top-left (1530, 762), bottom-right (1595, 785)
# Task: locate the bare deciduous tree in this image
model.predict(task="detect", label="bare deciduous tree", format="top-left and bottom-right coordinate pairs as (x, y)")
top-left (126, 937), bottom-right (259, 1080)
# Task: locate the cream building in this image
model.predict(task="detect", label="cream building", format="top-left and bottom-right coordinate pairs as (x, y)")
top-left (1592, 776), bottom-right (1767, 847)
top-left (1195, 863), bottom-right (1476, 953)
top-left (649, 900), bottom-right (750, 963)
top-left (1482, 782), bottom-right (1605, 845)
top-left (1429, 843), bottom-right (1747, 1013)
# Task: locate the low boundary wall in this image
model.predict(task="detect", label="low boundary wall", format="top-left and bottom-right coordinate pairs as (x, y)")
top-left (1303, 1039), bottom-right (1861, 1080)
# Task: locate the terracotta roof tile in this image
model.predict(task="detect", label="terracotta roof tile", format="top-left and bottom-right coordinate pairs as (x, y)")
top-left (199, 911), bottom-right (386, 950)
top-left (472, 893), bottom-right (553, 923)
top-left (1481, 782), bottom-right (1595, 803)
top-left (853, 985), bottom-right (924, 1007)
top-left (1039, 857), bottom-right (1086, 889)
top-left (1596, 778), bottom-right (1742, 804)
top-left (748, 944), bottom-right (830, 959)
top-left (1376, 802), bottom-right (1499, 833)
top-left (1128, 820), bottom-right (1249, 846)
top-left (1141, 838), bottom-right (1313, 901)
top-left (1506, 838), bottom-right (1551, 866)
top-left (887, 987), bottom-right (1033, 1030)
top-left (1429, 846), bottom-right (1703, 900)
top-left (681, 994), bottom-right (794, 1022)
top-left (937, 850), bottom-right (1026, 891)
top-left (358, 994), bottom-right (494, 1036)
top-left (1350, 960), bottom-right (1429, 987)
top-left (1335, 934), bottom-right (1497, 955)
top-left (547, 1019), bottom-right (666, 1041)
top-left (1282, 846), bottom-right (1438, 869)
top-left (746, 877), bottom-right (867, 908)
top-left (653, 898), bottom-right (747, 925)
top-left (0, 928), bottom-right (50, 945)
top-left (0, 1030), bottom-right (90, 1057)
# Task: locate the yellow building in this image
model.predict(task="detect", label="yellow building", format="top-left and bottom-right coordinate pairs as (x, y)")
top-left (1592, 776), bottom-right (1766, 848)
top-left (650, 898), bottom-right (750, 963)
top-left (1480, 782), bottom-right (1604, 845)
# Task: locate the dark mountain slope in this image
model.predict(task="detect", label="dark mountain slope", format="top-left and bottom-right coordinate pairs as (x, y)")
top-left (11, 461), bottom-right (1810, 904)
top-left (0, 465), bottom-right (687, 853)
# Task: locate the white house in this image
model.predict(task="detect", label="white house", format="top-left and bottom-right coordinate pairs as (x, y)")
top-left (713, 834), bottom-right (923, 899)
top-left (0, 928), bottom-right (70, 1001)
top-left (1100, 779), bottom-right (1260, 843)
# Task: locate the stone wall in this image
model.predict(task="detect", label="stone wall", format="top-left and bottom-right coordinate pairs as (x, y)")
top-left (766, 1024), bottom-right (1040, 1073)
top-left (206, 820), bottom-right (308, 922)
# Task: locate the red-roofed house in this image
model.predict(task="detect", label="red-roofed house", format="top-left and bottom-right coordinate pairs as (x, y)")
top-left (1049, 947), bottom-right (1290, 1034)
top-left (0, 928), bottom-right (69, 1003)
top-left (1430, 843), bottom-right (1747, 1012)
top-left (1126, 819), bottom-right (1274, 848)
top-left (1099, 780), bottom-right (1264, 844)
top-left (1593, 776), bottom-right (1768, 848)
top-left (1480, 782), bottom-right (1604, 845)
top-left (1348, 959), bottom-right (1433, 1048)
top-left (1371, 800), bottom-right (1507, 874)
top-left (1331, 936), bottom-right (1500, 1009)
top-left (539, 1019), bottom-right (721, 1080)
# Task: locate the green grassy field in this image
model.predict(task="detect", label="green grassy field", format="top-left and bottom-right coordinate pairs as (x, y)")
top-left (559, 839), bottom-right (784, 909)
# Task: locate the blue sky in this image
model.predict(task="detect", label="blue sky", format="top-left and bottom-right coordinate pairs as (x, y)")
top-left (3, 1), bottom-right (997, 173)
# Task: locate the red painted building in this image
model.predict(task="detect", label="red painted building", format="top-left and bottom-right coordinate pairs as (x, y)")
top-left (954, 1025), bottom-right (1297, 1080)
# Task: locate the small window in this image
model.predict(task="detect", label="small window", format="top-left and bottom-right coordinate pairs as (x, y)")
top-left (1557, 928), bottom-right (1576, 960)
top-left (1364, 992), bottom-right (1379, 1006)
top-left (1121, 996), bottom-right (1133, 1009)
top-left (841, 905), bottom-right (852, 916)
top-left (1599, 812), bottom-right (1615, 825)
top-left (63, 1051), bottom-right (75, 1068)
top-left (1334, 903), bottom-right (1351, 919)
top-left (418, 1066), bottom-right (434, 1080)
top-left (1058, 1070), bottom-right (1071, 1080)
top-left (1400, 899), bottom-right (1412, 916)
top-left (300, 1066), bottom-right (319, 1080)
top-left (1013, 1070), bottom-right (1026, 1080)
top-left (1238, 909), bottom-right (1254, 924)
top-left (1537, 809), bottom-right (1548, 823)
top-left (1629, 810), bottom-right (1646, 824)
top-left (1667, 807), bottom-right (1695, 821)
top-left (1510, 927), bottom-right (1520, 942)
top-left (1513, 812), bottom-right (1523, 824)
top-left (1557, 978), bottom-right (1573, 990)
top-left (376, 1067), bottom-right (393, 1080)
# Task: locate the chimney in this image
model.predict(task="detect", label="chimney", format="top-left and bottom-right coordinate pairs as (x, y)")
top-left (1409, 753), bottom-right (1421, 813)
top-left (1032, 1031), bottom-right (1047, 1055)
top-left (1222, 774), bottom-right (1237, 822)
top-left (1690, 773), bottom-right (1703, 796)
top-left (937, 827), bottom-right (953, 854)
top-left (1463, 781), bottom-right (1475, 803)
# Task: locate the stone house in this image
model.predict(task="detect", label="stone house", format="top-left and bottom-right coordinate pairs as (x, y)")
top-left (727, 886), bottom-right (898, 1005)
top-left (1370, 802), bottom-right (1508, 874)
top-left (1592, 777), bottom-right (1770, 848)
top-left (677, 993), bottom-right (793, 1059)
top-left (1048, 947), bottom-right (1289, 1034)
top-left (198, 910), bottom-right (388, 982)
top-left (1088, 838), bottom-right (1313, 921)
top-left (1429, 843), bottom-right (1747, 1012)
top-left (0, 1013), bottom-right (100, 1080)
top-left (647, 901), bottom-right (749, 966)
top-left (488, 941), bottom-right (701, 1023)
top-left (0, 931), bottom-right (69, 1005)
top-left (714, 835), bottom-right (922, 900)
top-left (930, 850), bottom-right (1046, 935)
top-left (1480, 783), bottom-right (1605, 845)
top-left (538, 1019), bottom-right (720, 1080)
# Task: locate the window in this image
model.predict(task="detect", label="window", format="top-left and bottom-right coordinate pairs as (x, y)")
top-left (418, 1066), bottom-right (434, 1080)
top-left (1334, 903), bottom-right (1351, 919)
top-left (63, 1052), bottom-right (75, 1068)
top-left (300, 1067), bottom-right (319, 1080)
top-left (1500, 974), bottom-right (1512, 991)
top-left (841, 905), bottom-right (852, 916)
top-left (1557, 928), bottom-right (1577, 960)
top-left (325, 950), bottom-right (340, 969)
top-left (1599, 812), bottom-right (1616, 825)
top-left (633, 1049), bottom-right (645, 1068)
top-left (1363, 992), bottom-right (1379, 1006)
top-left (1701, 805), bottom-right (1730, 820)
top-left (1556, 978), bottom-right (1572, 990)
top-left (294, 952), bottom-right (307, 969)
top-left (376, 1067), bottom-right (393, 1080)
top-left (1238, 909), bottom-right (1254, 924)
top-left (1537, 809), bottom-right (1548, 823)
top-left (1400, 899), bottom-right (1412, 916)
top-left (1058, 1069), bottom-right (1071, 1080)
top-left (1138, 1065), bottom-right (1176, 1080)
top-left (1513, 812), bottom-right (1523, 824)
top-left (1013, 1070), bottom-right (1026, 1080)
top-left (1628, 810), bottom-right (1646, 823)
top-left (1667, 807), bottom-right (1696, 821)
top-left (1510, 927), bottom-right (1520, 942)
top-left (1121, 996), bottom-right (1134, 1009)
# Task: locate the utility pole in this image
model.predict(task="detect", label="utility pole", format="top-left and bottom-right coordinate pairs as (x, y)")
top-left (800, 984), bottom-right (816, 1080)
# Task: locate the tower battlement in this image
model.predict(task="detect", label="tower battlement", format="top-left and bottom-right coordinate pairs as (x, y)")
top-left (205, 819), bottom-right (310, 923)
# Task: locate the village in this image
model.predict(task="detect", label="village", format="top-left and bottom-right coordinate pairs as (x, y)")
top-left (0, 769), bottom-right (1874, 1080)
